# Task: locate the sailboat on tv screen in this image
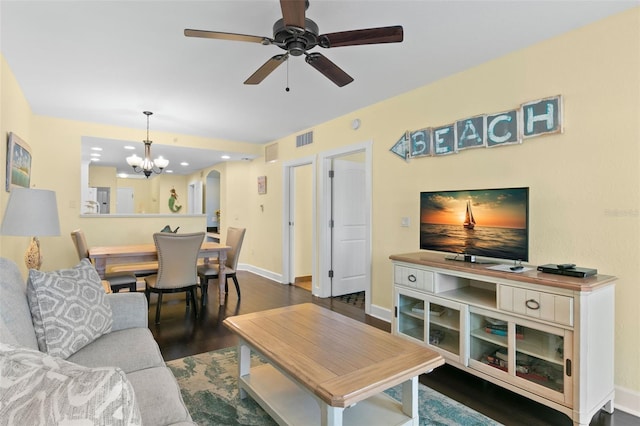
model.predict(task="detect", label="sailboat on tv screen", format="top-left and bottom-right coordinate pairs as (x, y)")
top-left (463, 200), bottom-right (476, 229)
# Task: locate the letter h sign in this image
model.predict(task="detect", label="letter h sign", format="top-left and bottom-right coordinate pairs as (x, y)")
top-left (521, 96), bottom-right (563, 139)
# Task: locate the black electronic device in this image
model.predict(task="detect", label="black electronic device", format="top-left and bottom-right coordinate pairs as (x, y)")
top-left (557, 263), bottom-right (576, 270)
top-left (537, 264), bottom-right (597, 278)
top-left (510, 265), bottom-right (524, 271)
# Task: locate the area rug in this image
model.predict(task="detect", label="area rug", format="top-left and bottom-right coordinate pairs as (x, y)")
top-left (167, 346), bottom-right (502, 426)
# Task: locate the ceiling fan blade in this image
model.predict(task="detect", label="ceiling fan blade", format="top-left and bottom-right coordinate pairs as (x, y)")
top-left (319, 25), bottom-right (403, 48)
top-left (305, 53), bottom-right (353, 87)
top-left (280, 0), bottom-right (306, 32)
top-left (184, 29), bottom-right (271, 45)
top-left (244, 54), bottom-right (289, 85)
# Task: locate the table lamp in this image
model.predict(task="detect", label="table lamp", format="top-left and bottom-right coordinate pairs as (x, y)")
top-left (1, 188), bottom-right (61, 270)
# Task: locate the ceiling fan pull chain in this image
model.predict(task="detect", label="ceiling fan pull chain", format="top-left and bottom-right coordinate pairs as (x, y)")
top-left (285, 56), bottom-right (290, 92)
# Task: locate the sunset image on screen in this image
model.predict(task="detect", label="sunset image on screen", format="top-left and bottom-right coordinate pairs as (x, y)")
top-left (421, 189), bottom-right (527, 229)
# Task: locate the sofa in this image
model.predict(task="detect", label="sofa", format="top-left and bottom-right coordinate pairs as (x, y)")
top-left (0, 257), bottom-right (196, 425)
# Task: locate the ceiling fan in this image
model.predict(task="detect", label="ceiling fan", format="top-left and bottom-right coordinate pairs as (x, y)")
top-left (184, 0), bottom-right (403, 87)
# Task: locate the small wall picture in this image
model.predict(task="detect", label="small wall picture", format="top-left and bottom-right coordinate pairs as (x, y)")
top-left (6, 132), bottom-right (32, 192)
top-left (258, 176), bottom-right (267, 194)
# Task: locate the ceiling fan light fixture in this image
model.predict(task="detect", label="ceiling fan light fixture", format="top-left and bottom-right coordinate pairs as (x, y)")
top-left (185, 0), bottom-right (403, 87)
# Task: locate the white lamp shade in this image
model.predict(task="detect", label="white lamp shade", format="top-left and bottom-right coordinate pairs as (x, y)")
top-left (126, 154), bottom-right (142, 167)
top-left (154, 156), bottom-right (169, 169)
top-left (1, 188), bottom-right (61, 237)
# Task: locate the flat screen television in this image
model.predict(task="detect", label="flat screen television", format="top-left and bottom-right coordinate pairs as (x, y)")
top-left (420, 187), bottom-right (529, 262)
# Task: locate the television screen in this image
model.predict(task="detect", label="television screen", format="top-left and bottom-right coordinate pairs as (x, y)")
top-left (420, 187), bottom-right (529, 262)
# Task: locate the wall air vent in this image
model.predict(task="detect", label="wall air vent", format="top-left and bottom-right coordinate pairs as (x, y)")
top-left (296, 131), bottom-right (313, 148)
top-left (265, 143), bottom-right (278, 163)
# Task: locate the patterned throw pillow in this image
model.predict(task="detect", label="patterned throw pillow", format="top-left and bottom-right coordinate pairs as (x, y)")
top-left (0, 343), bottom-right (142, 425)
top-left (27, 259), bottom-right (113, 359)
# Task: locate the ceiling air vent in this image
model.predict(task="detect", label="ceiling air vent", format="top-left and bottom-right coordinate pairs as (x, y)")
top-left (265, 143), bottom-right (278, 163)
top-left (296, 131), bottom-right (313, 148)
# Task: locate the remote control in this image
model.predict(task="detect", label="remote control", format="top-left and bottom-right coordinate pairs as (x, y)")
top-left (557, 263), bottom-right (576, 270)
top-left (510, 265), bottom-right (524, 271)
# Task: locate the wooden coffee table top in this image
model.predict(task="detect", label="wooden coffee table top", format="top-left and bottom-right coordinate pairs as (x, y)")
top-left (223, 303), bottom-right (444, 408)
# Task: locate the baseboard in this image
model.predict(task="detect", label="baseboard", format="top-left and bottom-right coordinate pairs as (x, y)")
top-left (369, 303), bottom-right (392, 323)
top-left (238, 263), bottom-right (283, 284)
top-left (615, 385), bottom-right (640, 418)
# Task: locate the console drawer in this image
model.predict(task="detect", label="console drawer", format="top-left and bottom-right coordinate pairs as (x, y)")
top-left (394, 265), bottom-right (434, 292)
top-left (499, 285), bottom-right (573, 327)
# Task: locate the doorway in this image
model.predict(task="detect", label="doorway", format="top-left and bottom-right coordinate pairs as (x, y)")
top-left (282, 156), bottom-right (316, 291)
top-left (96, 187), bottom-right (110, 214)
top-left (319, 141), bottom-right (372, 312)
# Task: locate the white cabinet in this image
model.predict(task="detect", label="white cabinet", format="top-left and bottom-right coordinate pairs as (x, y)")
top-left (391, 252), bottom-right (616, 426)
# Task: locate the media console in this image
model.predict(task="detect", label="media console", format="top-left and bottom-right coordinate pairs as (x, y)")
top-left (390, 252), bottom-right (616, 426)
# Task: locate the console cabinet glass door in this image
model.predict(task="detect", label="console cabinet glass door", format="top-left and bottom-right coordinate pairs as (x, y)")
top-left (395, 288), bottom-right (463, 363)
top-left (469, 307), bottom-right (572, 404)
top-left (513, 322), bottom-right (572, 403)
top-left (425, 296), bottom-right (462, 361)
top-left (469, 308), bottom-right (510, 376)
top-left (396, 289), bottom-right (425, 342)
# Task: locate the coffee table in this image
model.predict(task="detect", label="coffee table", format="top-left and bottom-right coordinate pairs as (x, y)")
top-left (223, 303), bottom-right (444, 426)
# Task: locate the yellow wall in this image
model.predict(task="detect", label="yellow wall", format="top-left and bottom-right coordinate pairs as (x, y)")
top-left (1, 7), bottom-right (638, 400)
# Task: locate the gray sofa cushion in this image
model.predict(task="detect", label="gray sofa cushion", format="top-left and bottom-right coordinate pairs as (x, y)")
top-left (68, 328), bottom-right (165, 373)
top-left (27, 259), bottom-right (113, 359)
top-left (0, 258), bottom-right (38, 349)
top-left (0, 343), bottom-right (142, 425)
top-left (106, 292), bottom-right (149, 331)
top-left (127, 366), bottom-right (194, 426)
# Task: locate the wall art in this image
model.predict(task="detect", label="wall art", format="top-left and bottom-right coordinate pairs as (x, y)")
top-left (390, 95), bottom-right (562, 161)
top-left (6, 132), bottom-right (32, 192)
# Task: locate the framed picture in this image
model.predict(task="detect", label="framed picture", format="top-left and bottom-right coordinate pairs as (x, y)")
top-left (6, 132), bottom-right (32, 191)
top-left (257, 176), bottom-right (267, 194)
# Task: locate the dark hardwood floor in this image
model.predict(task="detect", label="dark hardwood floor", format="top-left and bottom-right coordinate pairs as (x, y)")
top-left (147, 271), bottom-right (638, 426)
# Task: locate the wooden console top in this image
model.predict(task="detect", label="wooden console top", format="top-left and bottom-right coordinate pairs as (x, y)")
top-left (389, 252), bottom-right (616, 292)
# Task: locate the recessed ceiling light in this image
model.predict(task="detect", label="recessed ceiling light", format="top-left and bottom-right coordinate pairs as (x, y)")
top-left (124, 145), bottom-right (136, 150)
top-left (166, 170), bottom-right (174, 173)
top-left (180, 162), bottom-right (189, 166)
top-left (90, 158), bottom-right (100, 162)
top-left (90, 153), bottom-right (101, 157)
top-left (221, 155), bottom-right (231, 160)
top-left (117, 173), bottom-right (128, 178)
top-left (91, 147), bottom-right (103, 151)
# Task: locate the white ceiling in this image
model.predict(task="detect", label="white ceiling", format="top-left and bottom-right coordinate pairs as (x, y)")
top-left (1, 1), bottom-right (637, 174)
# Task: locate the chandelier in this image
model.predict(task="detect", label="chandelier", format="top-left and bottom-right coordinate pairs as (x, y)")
top-left (126, 111), bottom-right (169, 178)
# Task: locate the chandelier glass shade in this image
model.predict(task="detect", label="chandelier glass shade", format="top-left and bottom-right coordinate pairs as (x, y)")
top-left (126, 111), bottom-right (169, 178)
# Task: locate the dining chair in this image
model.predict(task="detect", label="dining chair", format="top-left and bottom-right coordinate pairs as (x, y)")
top-left (145, 232), bottom-right (205, 324)
top-left (197, 227), bottom-right (246, 306)
top-left (70, 229), bottom-right (138, 293)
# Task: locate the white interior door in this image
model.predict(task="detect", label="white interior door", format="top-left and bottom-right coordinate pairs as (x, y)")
top-left (116, 187), bottom-right (133, 214)
top-left (188, 181), bottom-right (203, 214)
top-left (331, 159), bottom-right (367, 296)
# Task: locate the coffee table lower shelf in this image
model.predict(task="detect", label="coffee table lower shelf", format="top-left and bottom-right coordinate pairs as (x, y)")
top-left (240, 363), bottom-right (416, 426)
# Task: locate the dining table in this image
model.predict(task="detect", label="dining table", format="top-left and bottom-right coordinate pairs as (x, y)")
top-left (89, 241), bottom-right (230, 305)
